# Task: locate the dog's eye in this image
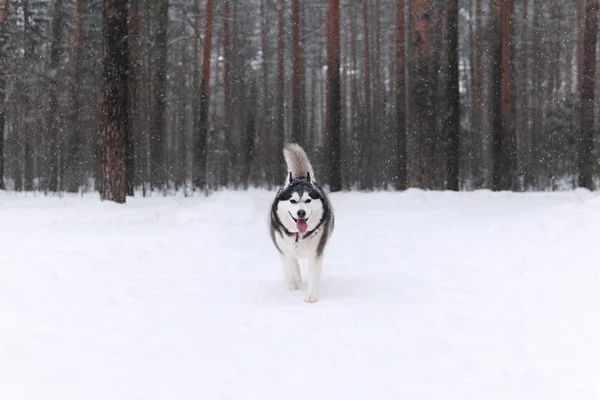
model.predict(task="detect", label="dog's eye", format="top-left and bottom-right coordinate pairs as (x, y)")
top-left (290, 199), bottom-right (297, 204)
top-left (305, 199), bottom-right (312, 203)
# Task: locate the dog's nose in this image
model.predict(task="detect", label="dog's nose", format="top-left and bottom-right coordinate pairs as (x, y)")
top-left (297, 209), bottom-right (306, 219)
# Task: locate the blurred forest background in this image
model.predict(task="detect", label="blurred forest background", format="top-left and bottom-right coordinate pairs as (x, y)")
top-left (0, 0), bottom-right (599, 201)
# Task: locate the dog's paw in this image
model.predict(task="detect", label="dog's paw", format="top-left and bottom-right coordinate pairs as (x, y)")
top-left (304, 295), bottom-right (319, 303)
top-left (288, 282), bottom-right (300, 291)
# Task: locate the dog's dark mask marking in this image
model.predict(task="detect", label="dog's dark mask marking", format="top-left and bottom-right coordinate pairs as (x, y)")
top-left (270, 177), bottom-right (332, 254)
top-left (276, 179), bottom-right (321, 202)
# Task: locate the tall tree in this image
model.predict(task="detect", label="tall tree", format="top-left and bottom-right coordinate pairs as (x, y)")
top-left (100, 0), bottom-right (129, 203)
top-left (447, 0), bottom-right (460, 190)
top-left (291, 0), bottom-right (306, 147)
top-left (222, 0), bottom-right (232, 187)
top-left (374, 0), bottom-right (382, 117)
top-left (150, 0), bottom-right (168, 189)
top-left (260, 0), bottom-right (273, 184)
top-left (127, 0), bottom-right (139, 196)
top-left (395, 0), bottom-right (406, 190)
top-left (409, 0), bottom-right (430, 188)
top-left (194, 0), bottom-right (214, 190)
top-left (65, 0), bottom-right (84, 193)
top-left (519, 0), bottom-right (532, 189)
top-left (47, 0), bottom-right (64, 192)
top-left (0, 0), bottom-right (8, 190)
top-left (276, 0), bottom-right (285, 175)
top-left (579, 0), bottom-right (599, 190)
top-left (21, 0), bottom-right (34, 191)
top-left (578, 0), bottom-right (585, 93)
top-left (492, 0), bottom-right (516, 191)
top-left (474, 0), bottom-right (484, 187)
top-left (361, 0), bottom-right (373, 189)
top-left (326, 0), bottom-right (342, 191)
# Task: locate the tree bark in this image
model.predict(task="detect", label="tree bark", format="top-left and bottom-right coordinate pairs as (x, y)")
top-left (194, 0), bottom-right (214, 190)
top-left (473, 0), bottom-right (485, 187)
top-left (100, 0), bottom-right (129, 203)
top-left (48, 0), bottom-right (64, 192)
top-left (362, 0), bottom-right (373, 189)
top-left (22, 0), bottom-right (34, 191)
top-left (520, 0), bottom-right (532, 189)
top-left (409, 0), bottom-right (430, 188)
top-left (0, 0), bottom-right (9, 190)
top-left (375, 0), bottom-right (382, 114)
top-left (276, 0), bottom-right (285, 176)
top-left (492, 0), bottom-right (516, 191)
top-left (260, 0), bottom-right (273, 185)
top-left (447, 0), bottom-right (460, 191)
top-left (244, 80), bottom-right (257, 188)
top-left (291, 0), bottom-right (306, 147)
top-left (395, 0), bottom-right (406, 190)
top-left (579, 0), bottom-right (599, 190)
top-left (326, 0), bottom-right (342, 192)
top-left (149, 0), bottom-right (168, 190)
top-left (578, 0), bottom-right (585, 93)
top-left (64, 0), bottom-right (84, 193)
top-left (222, 0), bottom-right (232, 187)
top-left (126, 0), bottom-right (139, 195)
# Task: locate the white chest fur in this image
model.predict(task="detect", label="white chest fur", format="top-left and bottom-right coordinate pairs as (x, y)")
top-left (275, 227), bottom-right (324, 259)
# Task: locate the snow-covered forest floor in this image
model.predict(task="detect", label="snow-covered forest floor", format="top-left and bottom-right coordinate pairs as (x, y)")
top-left (1, 189), bottom-right (600, 399)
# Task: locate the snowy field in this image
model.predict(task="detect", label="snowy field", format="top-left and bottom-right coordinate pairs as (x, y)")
top-left (1, 188), bottom-right (600, 400)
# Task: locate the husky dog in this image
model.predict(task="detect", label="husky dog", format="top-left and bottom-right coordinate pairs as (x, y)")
top-left (269, 144), bottom-right (335, 303)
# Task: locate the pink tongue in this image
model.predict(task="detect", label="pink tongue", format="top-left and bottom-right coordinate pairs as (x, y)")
top-left (296, 219), bottom-right (308, 233)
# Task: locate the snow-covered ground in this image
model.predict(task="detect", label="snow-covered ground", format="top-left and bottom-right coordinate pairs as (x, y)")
top-left (1, 188), bottom-right (600, 400)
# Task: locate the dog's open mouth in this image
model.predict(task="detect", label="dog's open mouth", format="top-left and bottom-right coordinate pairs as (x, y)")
top-left (289, 212), bottom-right (309, 233)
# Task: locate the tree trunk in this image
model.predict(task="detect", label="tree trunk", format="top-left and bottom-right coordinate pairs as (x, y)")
top-left (520, 0), bottom-right (532, 189)
top-left (64, 0), bottom-right (84, 193)
top-left (447, 0), bottom-right (460, 191)
top-left (492, 0), bottom-right (516, 191)
top-left (579, 0), bottom-right (599, 190)
top-left (224, 0), bottom-right (231, 119)
top-left (500, 0), bottom-right (515, 190)
top-left (127, 0), bottom-right (140, 195)
top-left (194, 0), bottom-right (214, 190)
top-left (260, 0), bottom-right (272, 186)
top-left (48, 0), bottom-right (64, 192)
top-left (0, 0), bottom-right (9, 190)
top-left (409, 0), bottom-right (430, 188)
top-left (149, 0), bottom-right (168, 190)
top-left (578, 0), bottom-right (585, 93)
top-left (326, 0), bottom-right (342, 192)
top-left (349, 5), bottom-right (360, 186)
top-left (395, 0), bottom-right (406, 190)
top-left (362, 0), bottom-right (373, 190)
top-left (244, 80), bottom-right (258, 188)
top-left (100, 0), bottom-right (129, 203)
top-left (474, 0), bottom-right (485, 187)
top-left (222, 0), bottom-right (231, 187)
top-left (291, 0), bottom-right (306, 147)
top-left (276, 0), bottom-right (285, 176)
top-left (375, 0), bottom-right (382, 117)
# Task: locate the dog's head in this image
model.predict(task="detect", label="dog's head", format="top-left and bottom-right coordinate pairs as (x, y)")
top-left (275, 173), bottom-right (325, 234)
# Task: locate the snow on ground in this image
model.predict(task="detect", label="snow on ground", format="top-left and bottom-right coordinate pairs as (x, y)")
top-left (1, 188), bottom-right (600, 400)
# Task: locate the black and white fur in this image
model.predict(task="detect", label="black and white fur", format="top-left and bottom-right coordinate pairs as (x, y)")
top-left (269, 144), bottom-right (334, 303)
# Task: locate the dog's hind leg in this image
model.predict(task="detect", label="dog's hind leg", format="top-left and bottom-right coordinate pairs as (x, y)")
top-left (282, 256), bottom-right (301, 291)
top-left (305, 256), bottom-right (323, 303)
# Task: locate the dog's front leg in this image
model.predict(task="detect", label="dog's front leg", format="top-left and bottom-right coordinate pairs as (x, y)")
top-left (282, 256), bottom-right (301, 290)
top-left (305, 256), bottom-right (323, 303)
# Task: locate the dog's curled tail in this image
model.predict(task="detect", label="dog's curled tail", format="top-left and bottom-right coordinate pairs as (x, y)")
top-left (283, 143), bottom-right (315, 181)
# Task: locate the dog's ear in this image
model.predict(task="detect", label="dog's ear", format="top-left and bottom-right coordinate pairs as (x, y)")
top-left (307, 172), bottom-right (311, 182)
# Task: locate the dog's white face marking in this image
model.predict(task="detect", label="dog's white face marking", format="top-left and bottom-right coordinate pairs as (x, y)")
top-left (276, 189), bottom-right (324, 234)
